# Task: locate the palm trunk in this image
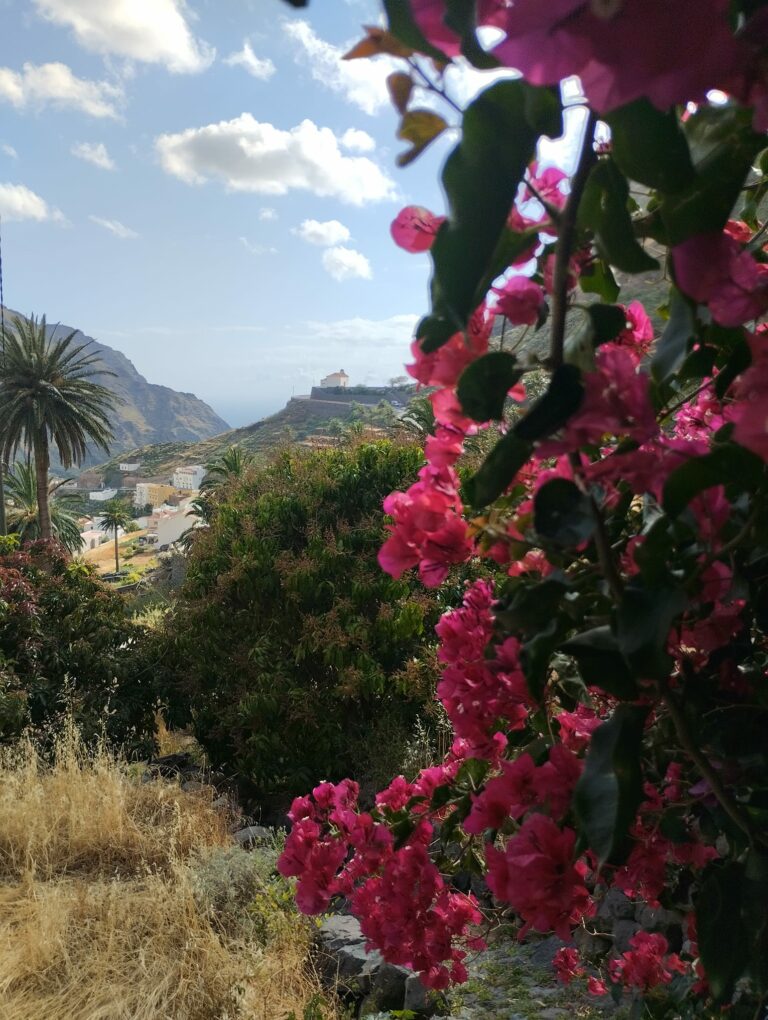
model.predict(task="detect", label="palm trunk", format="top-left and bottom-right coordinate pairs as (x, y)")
top-left (34, 434), bottom-right (52, 541)
top-left (114, 528), bottom-right (119, 572)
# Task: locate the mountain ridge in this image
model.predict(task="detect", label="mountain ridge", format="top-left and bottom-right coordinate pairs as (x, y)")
top-left (1, 308), bottom-right (230, 467)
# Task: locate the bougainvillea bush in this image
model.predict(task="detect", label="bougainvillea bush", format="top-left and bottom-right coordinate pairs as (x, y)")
top-left (277, 2), bottom-right (768, 1015)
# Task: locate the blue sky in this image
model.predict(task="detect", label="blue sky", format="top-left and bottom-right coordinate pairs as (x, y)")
top-left (0, 0), bottom-right (571, 427)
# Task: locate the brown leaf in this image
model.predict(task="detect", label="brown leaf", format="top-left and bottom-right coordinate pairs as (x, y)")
top-left (343, 26), bottom-right (413, 61)
top-left (387, 72), bottom-right (414, 115)
top-left (396, 109), bottom-right (448, 167)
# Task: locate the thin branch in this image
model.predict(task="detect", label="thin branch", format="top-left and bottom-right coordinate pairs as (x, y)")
top-left (660, 681), bottom-right (762, 847)
top-left (549, 111), bottom-right (598, 370)
top-left (407, 58), bottom-right (464, 116)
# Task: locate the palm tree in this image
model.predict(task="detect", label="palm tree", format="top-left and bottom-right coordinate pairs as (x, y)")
top-left (178, 447), bottom-right (255, 550)
top-left (4, 461), bottom-right (84, 553)
top-left (200, 446), bottom-right (255, 495)
top-left (0, 314), bottom-right (116, 540)
top-left (98, 499), bottom-right (132, 573)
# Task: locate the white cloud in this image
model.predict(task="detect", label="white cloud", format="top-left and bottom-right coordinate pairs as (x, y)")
top-left (0, 62), bottom-right (122, 118)
top-left (296, 313), bottom-right (418, 347)
top-left (155, 113), bottom-right (396, 205)
top-left (71, 140), bottom-right (115, 170)
top-left (33, 0), bottom-right (213, 74)
top-left (283, 20), bottom-right (395, 116)
top-left (224, 40), bottom-right (275, 81)
top-left (2, 144), bottom-right (18, 158)
top-left (89, 214), bottom-right (137, 239)
top-left (239, 236), bottom-right (277, 255)
top-left (340, 127), bottom-right (376, 152)
top-left (258, 206), bottom-right (277, 221)
top-left (0, 182), bottom-right (64, 222)
top-left (293, 218), bottom-right (351, 247)
top-left (321, 245), bottom-right (372, 281)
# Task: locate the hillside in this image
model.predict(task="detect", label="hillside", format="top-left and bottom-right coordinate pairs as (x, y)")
top-left (95, 391), bottom-right (403, 479)
top-left (2, 309), bottom-right (230, 467)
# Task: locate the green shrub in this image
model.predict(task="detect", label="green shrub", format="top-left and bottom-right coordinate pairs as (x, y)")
top-left (0, 536), bottom-right (155, 750)
top-left (157, 441), bottom-right (456, 806)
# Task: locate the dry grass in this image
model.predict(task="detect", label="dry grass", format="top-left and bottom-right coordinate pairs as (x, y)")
top-left (0, 728), bottom-right (335, 1019)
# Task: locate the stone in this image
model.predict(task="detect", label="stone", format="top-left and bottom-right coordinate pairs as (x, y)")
top-left (613, 918), bottom-right (642, 953)
top-left (596, 889), bottom-right (635, 924)
top-left (363, 961), bottom-right (409, 1011)
top-left (318, 915), bottom-right (382, 987)
top-left (232, 825), bottom-right (272, 848)
top-left (181, 780), bottom-right (205, 793)
top-left (404, 971), bottom-right (430, 1011)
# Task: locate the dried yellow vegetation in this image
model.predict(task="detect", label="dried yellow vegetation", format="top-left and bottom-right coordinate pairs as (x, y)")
top-left (0, 729), bottom-right (334, 1020)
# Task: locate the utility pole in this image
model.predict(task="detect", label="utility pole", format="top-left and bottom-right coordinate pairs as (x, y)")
top-left (0, 216), bottom-right (6, 536)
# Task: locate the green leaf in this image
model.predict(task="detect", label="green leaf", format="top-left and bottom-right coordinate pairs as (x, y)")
top-left (578, 160), bottom-right (658, 274)
top-left (382, 0), bottom-right (451, 61)
top-left (743, 850), bottom-right (768, 995)
top-left (652, 287), bottom-right (696, 382)
top-left (561, 626), bottom-right (638, 700)
top-left (496, 575), bottom-right (569, 633)
top-left (396, 109), bottom-right (448, 167)
top-left (575, 704), bottom-right (649, 864)
top-left (465, 430), bottom-right (532, 507)
top-left (660, 105), bottom-right (764, 245)
top-left (521, 618), bottom-right (560, 702)
top-left (695, 862), bottom-right (748, 1003)
top-left (662, 444), bottom-right (765, 517)
top-left (425, 80), bottom-right (562, 351)
top-left (534, 478), bottom-right (595, 547)
top-left (443, 0), bottom-right (500, 69)
top-left (579, 259), bottom-right (620, 303)
top-left (456, 351), bottom-right (522, 421)
top-left (514, 364), bottom-right (584, 441)
top-left (606, 99), bottom-right (695, 193)
top-left (714, 334), bottom-right (751, 399)
top-left (616, 581), bottom-right (687, 680)
top-left (586, 304), bottom-right (627, 346)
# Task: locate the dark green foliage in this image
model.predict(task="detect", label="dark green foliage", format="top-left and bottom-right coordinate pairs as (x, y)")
top-left (157, 441), bottom-right (447, 804)
top-left (0, 536), bottom-right (155, 749)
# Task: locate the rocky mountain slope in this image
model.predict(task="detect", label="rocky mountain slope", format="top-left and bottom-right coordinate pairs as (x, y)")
top-left (2, 309), bottom-right (229, 466)
top-left (95, 392), bottom-right (403, 480)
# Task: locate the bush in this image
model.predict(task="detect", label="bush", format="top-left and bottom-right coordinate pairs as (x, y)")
top-left (157, 441), bottom-right (457, 806)
top-left (0, 536), bottom-right (155, 750)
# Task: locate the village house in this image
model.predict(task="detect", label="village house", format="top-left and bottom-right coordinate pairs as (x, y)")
top-left (134, 482), bottom-right (177, 509)
top-left (320, 369), bottom-right (349, 389)
top-left (172, 464), bottom-right (206, 490)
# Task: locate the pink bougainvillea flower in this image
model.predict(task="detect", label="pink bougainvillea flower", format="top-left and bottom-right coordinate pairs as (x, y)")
top-left (732, 332), bottom-right (768, 459)
top-left (615, 301), bottom-right (655, 360)
top-left (411, 0), bottom-right (510, 57)
top-left (608, 932), bottom-right (688, 992)
top-left (494, 275), bottom-right (545, 325)
top-left (463, 753), bottom-right (538, 833)
top-left (485, 814), bottom-right (592, 939)
top-left (553, 947), bottom-right (583, 985)
top-left (490, 0), bottom-right (742, 113)
top-left (524, 162), bottom-right (568, 210)
top-left (673, 231), bottom-right (768, 327)
top-left (391, 205), bottom-right (446, 253)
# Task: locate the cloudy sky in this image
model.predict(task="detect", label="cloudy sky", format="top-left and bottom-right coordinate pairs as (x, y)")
top-left (0, 0), bottom-right (565, 426)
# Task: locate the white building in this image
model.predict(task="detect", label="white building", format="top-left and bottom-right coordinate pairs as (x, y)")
top-left (119, 462), bottom-right (141, 473)
top-left (320, 369), bottom-right (349, 389)
top-left (147, 499), bottom-right (200, 548)
top-left (89, 488), bottom-right (118, 502)
top-left (80, 528), bottom-right (104, 551)
top-left (172, 464), bottom-right (207, 490)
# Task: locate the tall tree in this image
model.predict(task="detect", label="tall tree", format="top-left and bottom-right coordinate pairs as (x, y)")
top-left (0, 315), bottom-right (116, 539)
top-left (98, 499), bottom-right (132, 573)
top-left (4, 461), bottom-right (83, 553)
